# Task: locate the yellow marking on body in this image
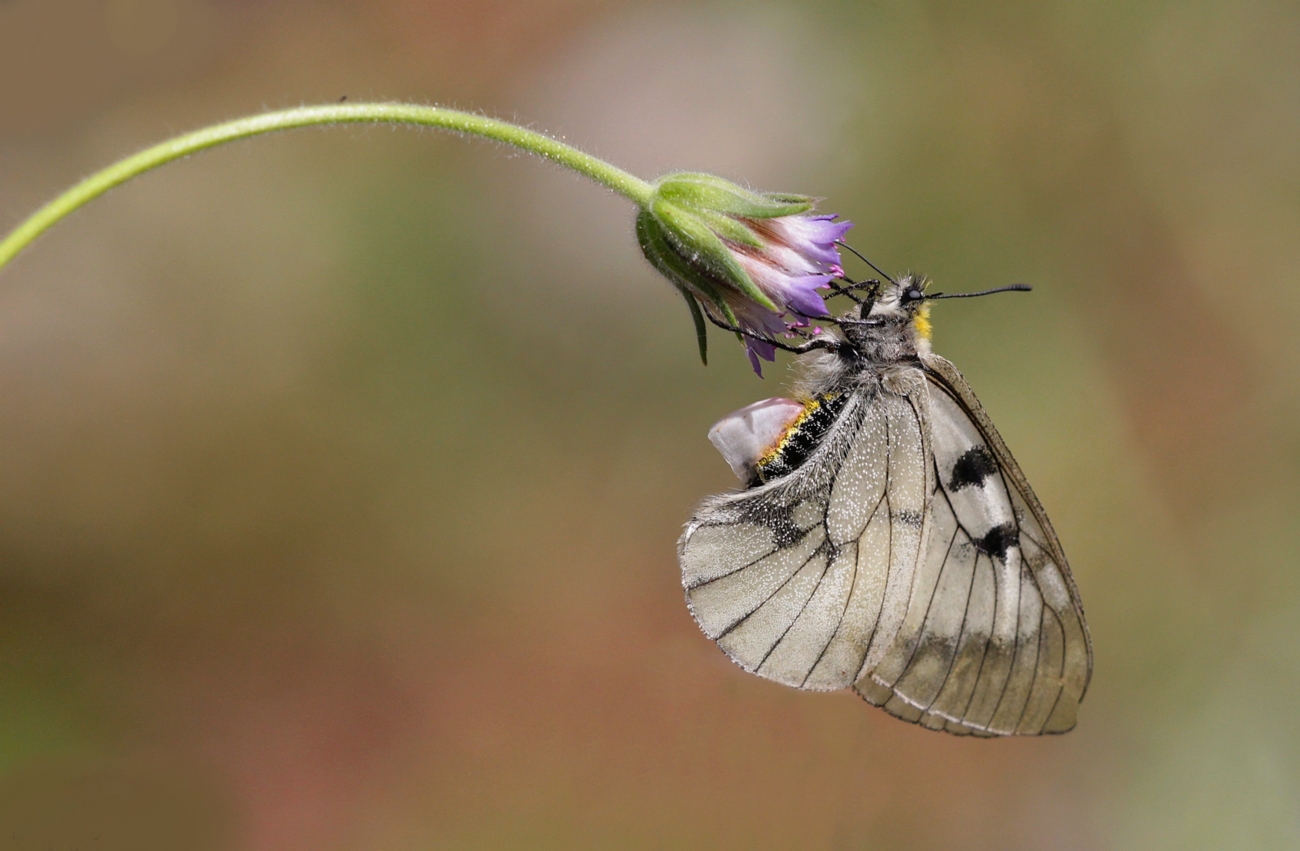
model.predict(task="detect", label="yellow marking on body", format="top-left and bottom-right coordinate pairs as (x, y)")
top-left (913, 303), bottom-right (933, 340)
top-left (756, 392), bottom-right (839, 470)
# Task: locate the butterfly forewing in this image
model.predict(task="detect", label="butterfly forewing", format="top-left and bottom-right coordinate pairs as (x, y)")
top-left (852, 356), bottom-right (1089, 735)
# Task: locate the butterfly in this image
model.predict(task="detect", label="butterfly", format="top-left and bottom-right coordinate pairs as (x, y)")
top-left (678, 274), bottom-right (1092, 735)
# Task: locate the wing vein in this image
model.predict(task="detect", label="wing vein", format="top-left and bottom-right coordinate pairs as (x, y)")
top-left (798, 435), bottom-right (892, 686)
top-left (859, 410), bottom-right (894, 671)
top-left (688, 535), bottom-right (782, 588)
top-left (1020, 528), bottom-right (1050, 556)
top-left (1040, 607), bottom-right (1068, 733)
top-left (1013, 598), bottom-right (1049, 733)
top-left (861, 493), bottom-right (893, 676)
top-left (756, 548), bottom-right (833, 670)
top-left (799, 542), bottom-right (860, 687)
top-left (893, 493), bottom-right (960, 686)
top-left (924, 481), bottom-right (979, 713)
top-left (954, 559), bottom-right (995, 724)
top-left (985, 563), bottom-right (1025, 731)
top-left (714, 545), bottom-right (822, 640)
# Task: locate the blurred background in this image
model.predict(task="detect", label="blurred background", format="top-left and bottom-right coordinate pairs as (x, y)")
top-left (1, 0), bottom-right (1297, 848)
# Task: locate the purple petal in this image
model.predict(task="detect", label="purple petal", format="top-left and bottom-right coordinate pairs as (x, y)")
top-left (732, 299), bottom-right (788, 338)
top-left (770, 215), bottom-right (854, 266)
top-left (745, 338), bottom-right (776, 377)
top-left (798, 214), bottom-right (855, 243)
top-left (737, 251), bottom-right (810, 294)
top-left (783, 274), bottom-right (832, 317)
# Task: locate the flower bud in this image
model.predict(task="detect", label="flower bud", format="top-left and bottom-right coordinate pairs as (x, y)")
top-left (636, 172), bottom-right (852, 375)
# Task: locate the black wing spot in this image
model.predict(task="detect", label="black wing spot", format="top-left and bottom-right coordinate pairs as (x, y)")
top-left (974, 523), bottom-right (1018, 561)
top-left (949, 445), bottom-right (999, 491)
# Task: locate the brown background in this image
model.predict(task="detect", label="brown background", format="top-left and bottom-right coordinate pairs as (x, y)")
top-left (1, 1), bottom-right (1298, 848)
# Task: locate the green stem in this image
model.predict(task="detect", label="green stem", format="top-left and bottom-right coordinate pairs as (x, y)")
top-left (0, 103), bottom-right (656, 273)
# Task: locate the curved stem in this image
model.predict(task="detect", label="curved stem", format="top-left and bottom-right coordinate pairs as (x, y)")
top-left (0, 103), bottom-right (655, 273)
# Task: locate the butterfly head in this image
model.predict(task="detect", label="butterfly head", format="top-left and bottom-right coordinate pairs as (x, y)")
top-left (859, 275), bottom-right (929, 320)
top-left (838, 275), bottom-right (933, 355)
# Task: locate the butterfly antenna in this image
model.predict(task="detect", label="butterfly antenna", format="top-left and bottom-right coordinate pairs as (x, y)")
top-left (927, 284), bottom-right (1032, 300)
top-left (835, 241), bottom-right (896, 284)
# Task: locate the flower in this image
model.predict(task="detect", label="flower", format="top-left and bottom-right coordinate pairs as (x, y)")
top-left (635, 173), bottom-right (852, 376)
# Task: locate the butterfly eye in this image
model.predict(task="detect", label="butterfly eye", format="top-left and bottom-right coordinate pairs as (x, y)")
top-left (902, 288), bottom-right (925, 303)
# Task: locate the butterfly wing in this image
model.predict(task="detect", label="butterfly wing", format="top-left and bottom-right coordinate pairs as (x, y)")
top-left (679, 367), bottom-right (937, 694)
top-left (853, 353), bottom-right (1093, 735)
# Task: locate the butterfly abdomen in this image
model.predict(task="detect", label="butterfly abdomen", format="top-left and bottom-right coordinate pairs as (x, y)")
top-left (754, 392), bottom-right (849, 485)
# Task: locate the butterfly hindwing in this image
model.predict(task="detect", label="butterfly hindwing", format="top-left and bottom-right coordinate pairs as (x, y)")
top-left (680, 394), bottom-right (860, 685)
top-left (680, 368), bottom-right (935, 692)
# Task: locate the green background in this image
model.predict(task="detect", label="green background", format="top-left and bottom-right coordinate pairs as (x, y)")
top-left (1, 1), bottom-right (1297, 848)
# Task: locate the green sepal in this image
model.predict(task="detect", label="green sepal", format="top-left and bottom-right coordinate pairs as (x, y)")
top-left (717, 299), bottom-right (739, 327)
top-left (655, 172), bottom-right (814, 219)
top-left (635, 211), bottom-right (725, 365)
top-left (761, 191), bottom-right (821, 208)
top-left (684, 292), bottom-right (708, 365)
top-left (636, 209), bottom-right (727, 314)
top-left (694, 209), bottom-right (762, 247)
top-left (650, 198), bottom-right (778, 312)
